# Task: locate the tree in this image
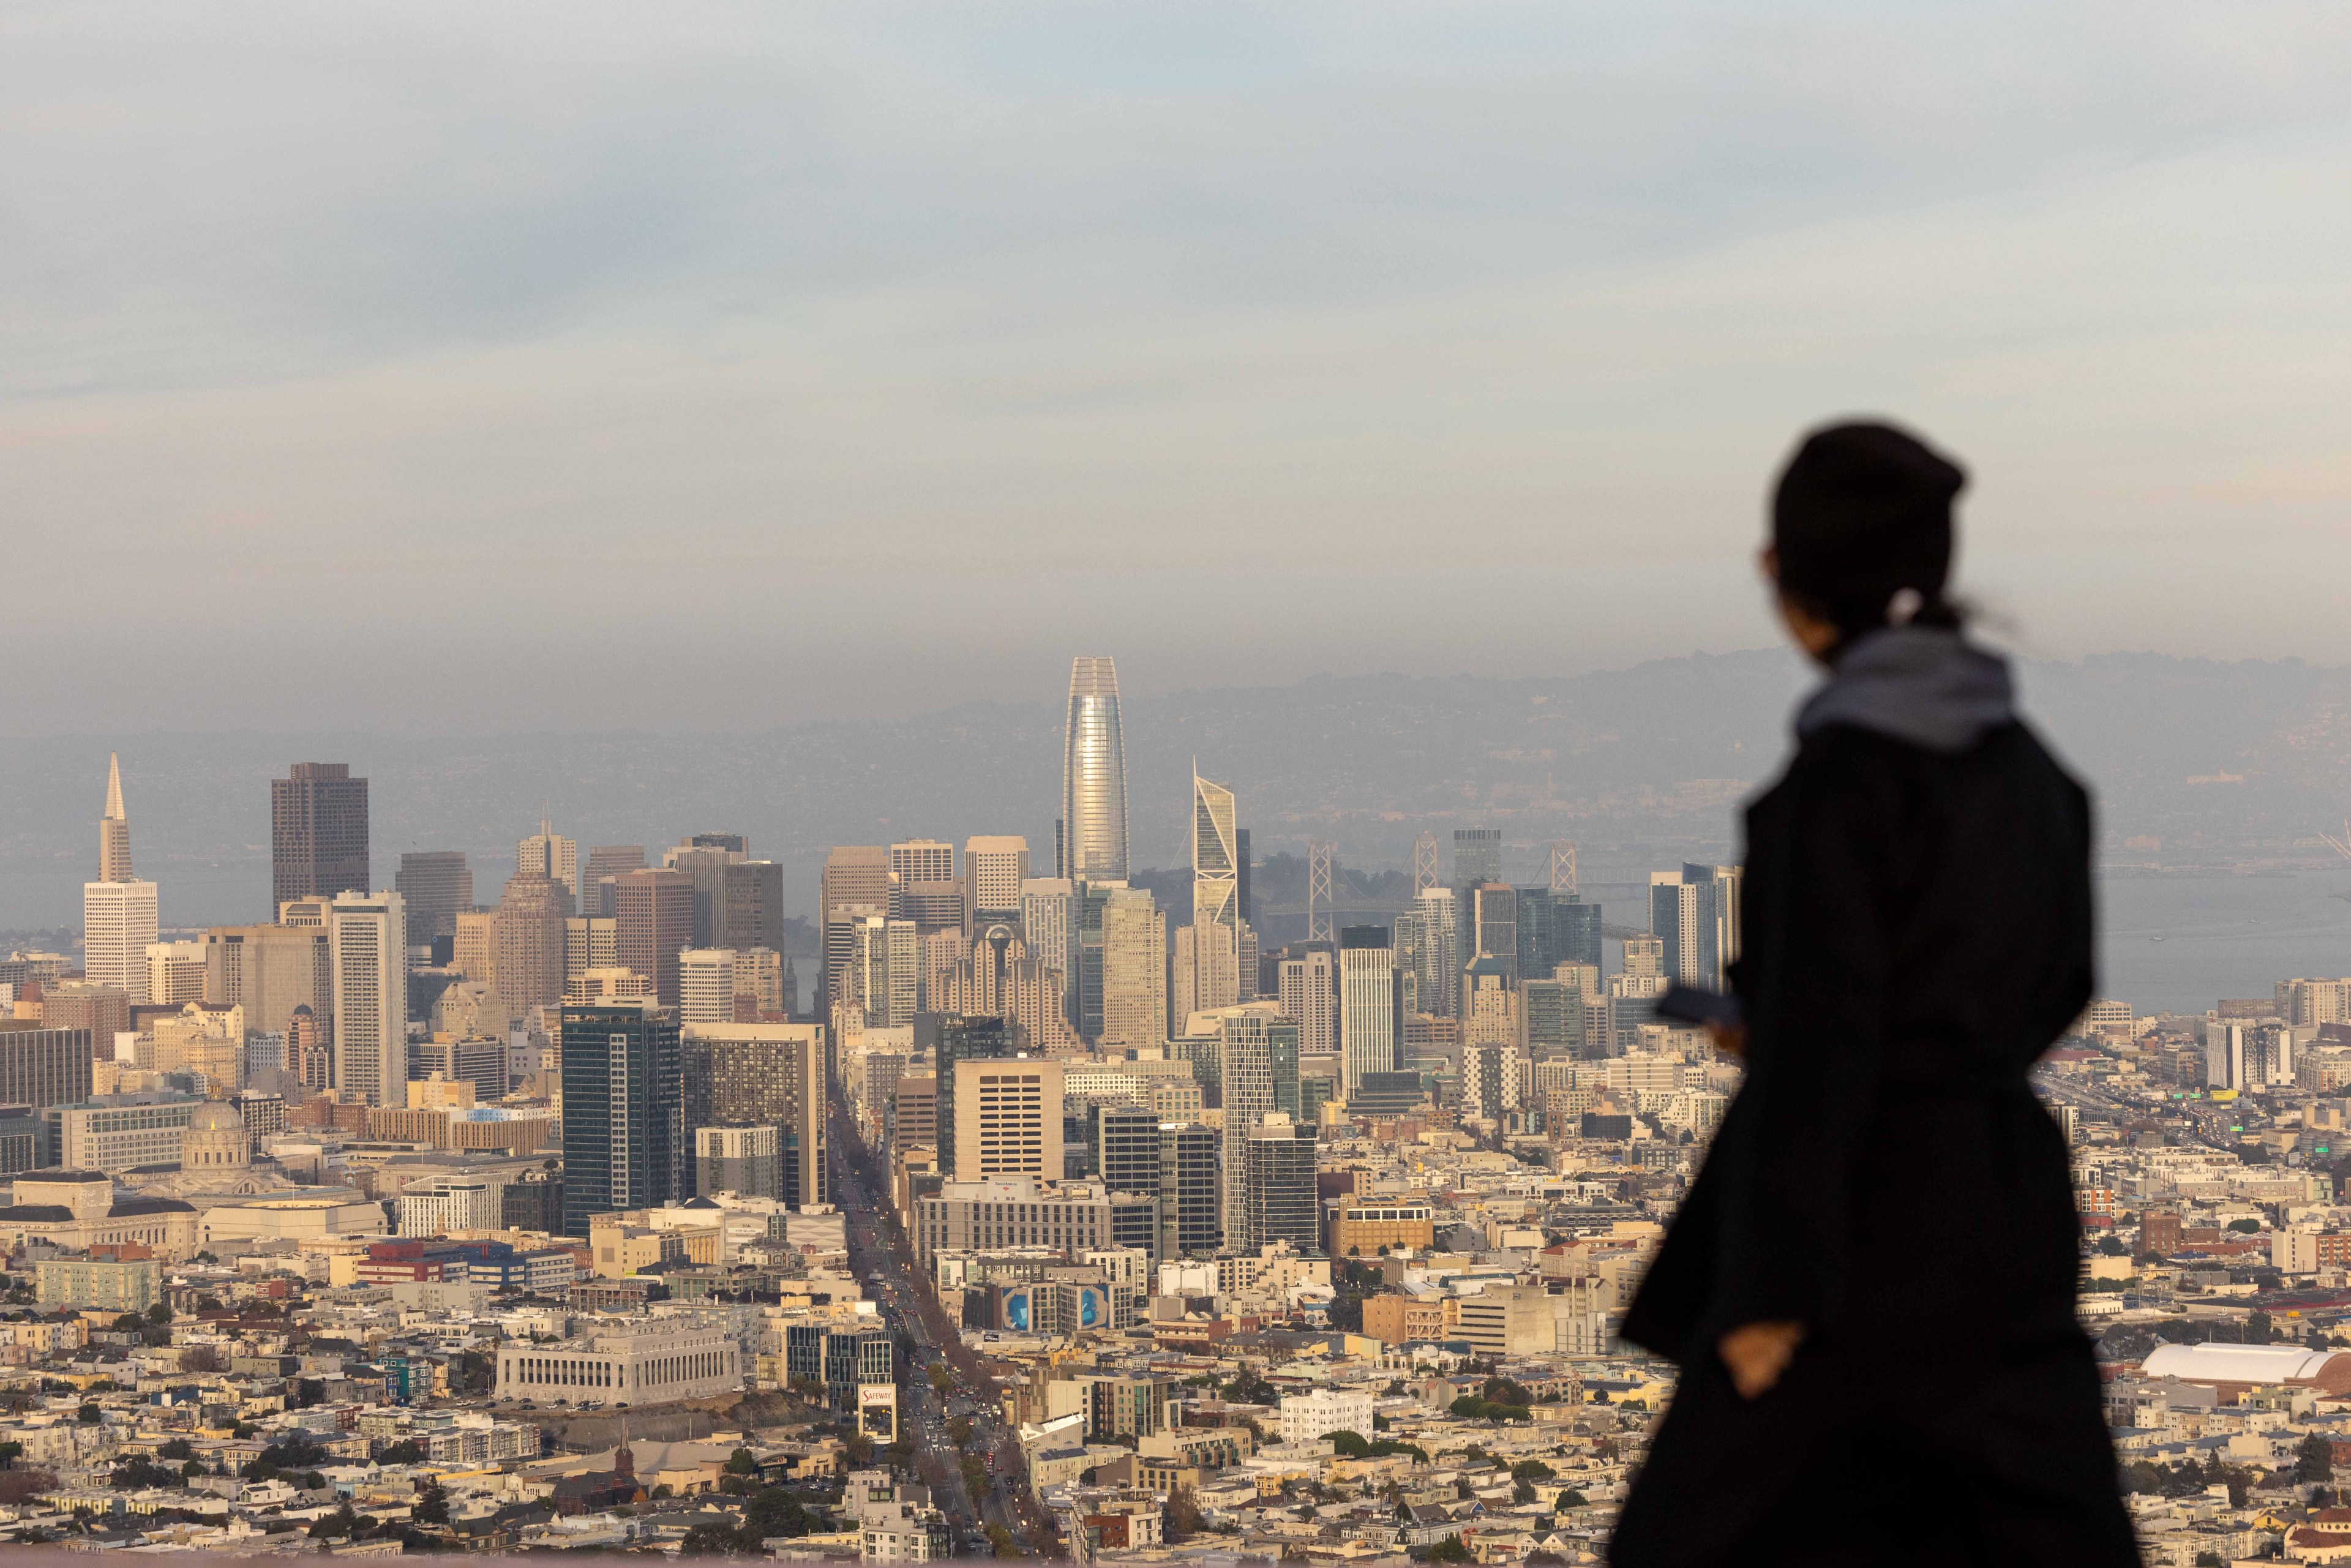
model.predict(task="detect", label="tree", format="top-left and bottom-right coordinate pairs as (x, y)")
top-left (726, 1449), bottom-right (758, 1477)
top-left (1327, 1430), bottom-right (1370, 1458)
top-left (75, 1405), bottom-right (99, 1425)
top-left (950, 1419), bottom-right (974, 1450)
top-left (378, 1440), bottom-right (426, 1465)
top-left (681, 1521), bottom-right (749, 1556)
top-left (744, 1484), bottom-right (811, 1539)
top-left (110, 1458), bottom-right (179, 1490)
top-left (2300, 1433), bottom-right (2336, 1485)
top-left (414, 1484), bottom-right (450, 1526)
top-left (158, 1438), bottom-right (194, 1461)
top-left (310, 1504), bottom-right (358, 1540)
top-left (929, 1365), bottom-right (955, 1395)
top-left (985, 1522), bottom-right (1017, 1558)
top-left (146, 1302), bottom-right (173, 1326)
top-left (1166, 1483), bottom-right (1204, 1540)
top-left (1423, 1536), bottom-right (1471, 1562)
top-left (0, 1441), bottom-right (20, 1468)
top-left (0, 1469), bottom-right (55, 1506)
top-left (844, 1431), bottom-right (874, 1466)
top-left (111, 1313), bottom-right (144, 1334)
top-left (1511, 1460), bottom-right (1556, 1482)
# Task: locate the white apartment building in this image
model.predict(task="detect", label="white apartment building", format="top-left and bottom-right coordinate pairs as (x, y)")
top-left (328, 891), bottom-right (406, 1107)
top-left (83, 880), bottom-right (159, 1005)
top-left (1279, 1386), bottom-right (1373, 1447)
top-left (397, 1177), bottom-right (507, 1237)
top-left (678, 949), bottom-right (738, 1025)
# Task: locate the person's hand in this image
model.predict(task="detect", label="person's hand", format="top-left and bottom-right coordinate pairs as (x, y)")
top-left (1704, 1021), bottom-right (1746, 1060)
top-left (1717, 1320), bottom-right (1804, 1399)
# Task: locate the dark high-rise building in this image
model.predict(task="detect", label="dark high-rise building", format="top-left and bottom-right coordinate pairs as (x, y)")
top-left (1078, 882), bottom-right (1114, 1043)
top-left (1556, 896), bottom-right (1603, 971)
top-left (1235, 828), bottom-right (1253, 931)
top-left (1451, 828), bottom-right (1502, 983)
top-left (1157, 1121), bottom-right (1221, 1259)
top-left (929, 1014), bottom-right (1011, 1177)
top-left (503, 1169), bottom-right (564, 1234)
top-left (0, 1023), bottom-right (94, 1111)
top-left (558, 1003), bottom-right (683, 1237)
top-left (680, 1026), bottom-right (828, 1208)
top-left (1244, 1117), bottom-right (1319, 1253)
top-left (271, 763), bottom-right (370, 913)
top-left (1471, 884), bottom-right (1518, 990)
top-left (1097, 1105), bottom-right (1164, 1256)
top-left (1512, 886), bottom-right (1605, 981)
top-left (722, 861), bottom-right (787, 954)
top-left (615, 869), bottom-right (694, 1007)
top-left (395, 852), bottom-right (472, 947)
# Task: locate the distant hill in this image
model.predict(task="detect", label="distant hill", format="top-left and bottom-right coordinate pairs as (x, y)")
top-left (5, 647), bottom-right (2349, 929)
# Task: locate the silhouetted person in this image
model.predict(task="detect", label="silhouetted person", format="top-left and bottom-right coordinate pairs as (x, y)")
top-left (1612, 423), bottom-right (2137, 1567)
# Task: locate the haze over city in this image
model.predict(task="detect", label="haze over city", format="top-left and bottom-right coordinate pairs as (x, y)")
top-left (10, 3), bottom-right (2351, 730)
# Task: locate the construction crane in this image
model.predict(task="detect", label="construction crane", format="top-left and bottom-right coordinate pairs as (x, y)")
top-left (2322, 821), bottom-right (2351, 866)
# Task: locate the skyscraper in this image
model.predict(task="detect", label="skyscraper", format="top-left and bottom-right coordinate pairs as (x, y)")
top-left (519, 820), bottom-right (579, 914)
top-left (560, 1001), bottom-right (684, 1236)
top-left (327, 890), bottom-right (405, 1108)
top-left (1393, 887), bottom-right (1458, 1018)
top-left (493, 873), bottom-right (567, 1022)
top-left (721, 861), bottom-right (787, 955)
top-left (1651, 869), bottom-right (1737, 990)
top-left (1157, 1120), bottom-right (1223, 1259)
top-left (1098, 887), bottom-right (1165, 1049)
top-left (951, 1056), bottom-right (1064, 1180)
top-left (678, 950), bottom-right (738, 1024)
top-left (1060, 656), bottom-right (1129, 882)
top-left (965, 838), bottom-right (1030, 921)
top-left (1019, 878), bottom-right (1080, 1032)
top-left (271, 763), bottom-right (370, 913)
top-left (1171, 921), bottom-right (1239, 1030)
top-left (1192, 769), bottom-right (1239, 936)
top-left (84, 755), bottom-right (158, 1005)
top-left (203, 923), bottom-right (331, 1039)
top-left (395, 852), bottom-right (472, 947)
top-left (820, 846), bottom-right (895, 1016)
top-left (1337, 925), bottom-right (1404, 1102)
top-left (1243, 1113), bottom-right (1319, 1253)
top-left (931, 1014), bottom-right (1012, 1178)
top-left (680, 1022), bottom-right (827, 1207)
top-left (846, 916), bottom-right (919, 1029)
top-left (1451, 828), bottom-right (1502, 983)
top-left (581, 845), bottom-right (647, 918)
top-left (1275, 948), bottom-right (1337, 1057)
top-left (84, 887), bottom-right (159, 1008)
top-left (615, 868), bottom-right (694, 1007)
top-left (663, 838), bottom-right (740, 948)
top-left (1470, 884), bottom-right (1519, 994)
top-left (1192, 1002), bottom-right (1300, 1243)
top-left (99, 752), bottom-right (132, 883)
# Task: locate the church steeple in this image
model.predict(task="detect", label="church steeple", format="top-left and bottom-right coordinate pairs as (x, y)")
top-left (99, 752), bottom-right (133, 883)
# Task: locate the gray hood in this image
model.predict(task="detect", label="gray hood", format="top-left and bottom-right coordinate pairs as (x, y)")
top-left (1796, 626), bottom-right (2014, 753)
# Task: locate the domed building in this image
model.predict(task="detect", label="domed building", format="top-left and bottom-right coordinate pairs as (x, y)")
top-left (182, 1101), bottom-right (249, 1170)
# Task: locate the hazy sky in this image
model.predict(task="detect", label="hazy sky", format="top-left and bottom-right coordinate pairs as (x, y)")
top-left (9, 2), bottom-right (2351, 733)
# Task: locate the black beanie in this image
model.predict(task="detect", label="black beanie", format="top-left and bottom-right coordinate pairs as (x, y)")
top-left (1772, 420), bottom-right (1965, 628)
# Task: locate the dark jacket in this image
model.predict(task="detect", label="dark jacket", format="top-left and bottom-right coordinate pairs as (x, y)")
top-left (1611, 632), bottom-right (2136, 1567)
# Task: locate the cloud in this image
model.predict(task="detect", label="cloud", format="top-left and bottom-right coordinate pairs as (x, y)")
top-left (4, 1), bottom-right (2351, 730)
